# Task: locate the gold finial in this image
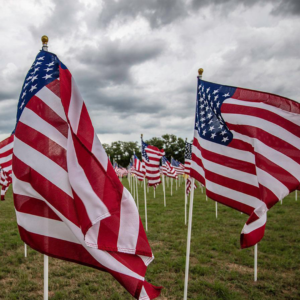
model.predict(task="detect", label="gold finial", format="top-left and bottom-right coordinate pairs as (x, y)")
top-left (41, 35), bottom-right (48, 44)
top-left (198, 68), bottom-right (204, 76)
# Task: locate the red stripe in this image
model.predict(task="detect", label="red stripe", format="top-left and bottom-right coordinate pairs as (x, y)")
top-left (13, 155), bottom-right (80, 227)
top-left (0, 148), bottom-right (13, 158)
top-left (46, 79), bottom-right (60, 98)
top-left (59, 66), bottom-right (72, 116)
top-left (26, 94), bottom-right (68, 138)
top-left (16, 122), bottom-right (67, 171)
top-left (0, 160), bottom-right (13, 170)
top-left (223, 103), bottom-right (300, 139)
top-left (240, 222), bottom-right (265, 249)
top-left (0, 135), bottom-right (14, 149)
top-left (227, 123), bottom-right (300, 165)
top-left (14, 194), bottom-right (61, 221)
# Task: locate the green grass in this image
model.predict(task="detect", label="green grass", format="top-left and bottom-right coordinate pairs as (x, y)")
top-left (0, 180), bottom-right (299, 299)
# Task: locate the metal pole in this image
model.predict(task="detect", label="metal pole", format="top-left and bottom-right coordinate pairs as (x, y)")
top-left (44, 255), bottom-right (48, 300)
top-left (254, 244), bottom-right (258, 282)
top-left (185, 178), bottom-right (187, 225)
top-left (144, 180), bottom-right (148, 231)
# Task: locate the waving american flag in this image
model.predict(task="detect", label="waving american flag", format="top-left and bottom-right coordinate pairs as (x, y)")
top-left (132, 154), bottom-right (145, 181)
top-left (171, 158), bottom-right (184, 175)
top-left (184, 142), bottom-right (192, 176)
top-left (12, 50), bottom-right (161, 299)
top-left (161, 156), bottom-right (177, 179)
top-left (190, 78), bottom-right (300, 248)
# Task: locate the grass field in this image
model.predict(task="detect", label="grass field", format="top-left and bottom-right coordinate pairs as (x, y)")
top-left (0, 179), bottom-right (299, 300)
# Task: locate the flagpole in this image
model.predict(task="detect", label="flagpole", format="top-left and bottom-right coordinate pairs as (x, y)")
top-left (163, 174), bottom-right (166, 207)
top-left (24, 243), bottom-right (27, 258)
top-left (154, 187), bottom-right (155, 198)
top-left (254, 243), bottom-right (258, 282)
top-left (184, 178), bottom-right (195, 300)
top-left (171, 178), bottom-right (173, 196)
top-left (136, 176), bottom-right (139, 210)
top-left (141, 134), bottom-right (148, 231)
top-left (185, 178), bottom-right (187, 225)
top-left (41, 35), bottom-right (49, 300)
top-left (215, 201), bottom-right (218, 219)
top-left (296, 190), bottom-right (298, 201)
top-left (176, 178), bottom-right (178, 191)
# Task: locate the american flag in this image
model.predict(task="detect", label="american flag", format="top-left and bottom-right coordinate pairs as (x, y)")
top-left (0, 169), bottom-right (11, 200)
top-left (190, 78), bottom-right (300, 248)
top-left (132, 154), bottom-right (145, 181)
top-left (141, 140), bottom-right (165, 188)
top-left (161, 156), bottom-right (177, 179)
top-left (0, 134), bottom-right (14, 176)
top-left (171, 158), bottom-right (184, 175)
top-left (12, 50), bottom-right (161, 299)
top-left (186, 177), bottom-right (197, 195)
top-left (184, 142), bottom-right (192, 175)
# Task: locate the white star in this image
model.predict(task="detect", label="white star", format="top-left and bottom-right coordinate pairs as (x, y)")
top-left (43, 73), bottom-right (52, 80)
top-left (219, 124), bottom-right (224, 129)
top-left (200, 117), bottom-right (206, 122)
top-left (46, 61), bottom-right (55, 67)
top-left (214, 108), bottom-right (217, 114)
top-left (211, 133), bottom-right (216, 139)
top-left (44, 67), bottom-right (53, 72)
top-left (37, 56), bottom-right (45, 60)
top-left (34, 67), bottom-right (40, 73)
top-left (198, 85), bottom-right (201, 90)
top-left (220, 130), bottom-right (227, 136)
top-left (214, 95), bottom-right (219, 101)
top-left (206, 87), bottom-right (210, 93)
top-left (207, 113), bottom-right (212, 118)
top-left (19, 100), bottom-right (25, 109)
top-left (202, 86), bottom-right (204, 92)
top-left (200, 97), bottom-right (204, 102)
top-left (209, 126), bottom-right (214, 131)
top-left (21, 90), bottom-right (26, 99)
top-left (222, 137), bottom-right (229, 142)
top-left (35, 61), bottom-right (42, 66)
top-left (216, 102), bottom-right (220, 107)
top-left (26, 76), bottom-right (32, 81)
top-left (205, 106), bottom-right (209, 111)
top-left (208, 94), bottom-right (211, 100)
top-left (23, 82), bottom-right (30, 89)
top-left (223, 92), bottom-right (230, 97)
top-left (208, 119), bottom-right (213, 124)
top-left (201, 123), bottom-right (205, 128)
top-left (202, 130), bottom-right (207, 136)
top-left (200, 111), bottom-right (205, 116)
top-left (31, 75), bottom-right (38, 82)
top-left (213, 89), bottom-right (219, 94)
top-left (29, 84), bottom-right (37, 92)
top-left (200, 104), bottom-right (204, 109)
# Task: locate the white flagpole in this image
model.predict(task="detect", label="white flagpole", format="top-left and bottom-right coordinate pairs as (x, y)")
top-left (167, 176), bottom-right (169, 188)
top-left (215, 202), bottom-right (218, 219)
top-left (154, 187), bottom-right (156, 198)
top-left (254, 244), bottom-right (258, 282)
top-left (185, 178), bottom-right (187, 225)
top-left (171, 178), bottom-right (173, 196)
top-left (296, 190), bottom-right (298, 201)
top-left (144, 179), bottom-right (148, 231)
top-left (24, 243), bottom-right (27, 258)
top-left (176, 178), bottom-right (178, 191)
top-left (184, 178), bottom-right (195, 300)
top-left (136, 177), bottom-right (139, 210)
top-left (179, 175), bottom-right (181, 187)
top-left (133, 176), bottom-right (136, 202)
top-left (44, 255), bottom-right (48, 300)
top-left (163, 174), bottom-right (166, 207)
top-left (200, 184), bottom-right (203, 194)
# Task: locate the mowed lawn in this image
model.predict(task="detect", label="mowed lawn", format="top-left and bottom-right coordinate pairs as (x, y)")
top-left (0, 179), bottom-right (299, 300)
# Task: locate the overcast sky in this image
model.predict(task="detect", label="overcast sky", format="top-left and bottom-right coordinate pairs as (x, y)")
top-left (1, 0), bottom-right (300, 144)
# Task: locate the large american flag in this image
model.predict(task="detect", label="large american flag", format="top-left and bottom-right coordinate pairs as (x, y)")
top-left (184, 142), bottom-right (192, 175)
top-left (132, 154), bottom-right (145, 181)
top-left (161, 156), bottom-right (177, 179)
top-left (171, 158), bottom-right (184, 175)
top-left (12, 50), bottom-right (161, 299)
top-left (190, 78), bottom-right (300, 248)
top-left (141, 140), bottom-right (165, 188)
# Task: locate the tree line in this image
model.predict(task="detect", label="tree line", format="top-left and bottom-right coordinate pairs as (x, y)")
top-left (102, 134), bottom-right (189, 168)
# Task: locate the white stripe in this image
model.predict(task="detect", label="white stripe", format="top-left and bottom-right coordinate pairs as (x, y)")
top-left (0, 141), bottom-right (13, 154)
top-left (16, 210), bottom-right (80, 244)
top-left (0, 154), bottom-right (12, 164)
top-left (223, 113), bottom-right (300, 150)
top-left (193, 145), bottom-right (259, 187)
top-left (68, 77), bottom-right (83, 134)
top-left (67, 129), bottom-right (110, 229)
top-left (195, 130), bottom-right (255, 164)
top-left (117, 188), bottom-right (139, 254)
top-left (241, 212), bottom-right (267, 234)
top-left (92, 132), bottom-right (108, 172)
top-left (13, 175), bottom-right (145, 281)
top-left (13, 136), bottom-right (73, 197)
top-left (256, 167), bottom-right (289, 200)
top-left (225, 98), bottom-right (300, 126)
top-left (206, 180), bottom-right (262, 209)
top-left (190, 160), bottom-right (205, 178)
top-left (139, 286), bottom-right (150, 300)
top-left (233, 131), bottom-right (300, 181)
top-left (36, 86), bottom-right (67, 121)
top-left (20, 107), bottom-right (67, 150)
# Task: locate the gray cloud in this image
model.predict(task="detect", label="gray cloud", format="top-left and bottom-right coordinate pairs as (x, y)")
top-left (99, 0), bottom-right (188, 28)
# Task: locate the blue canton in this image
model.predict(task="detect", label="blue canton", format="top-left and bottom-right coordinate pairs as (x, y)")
top-left (171, 158), bottom-right (180, 167)
top-left (15, 50), bottom-right (60, 129)
top-left (195, 79), bottom-right (236, 145)
top-left (142, 140), bottom-right (149, 162)
top-left (162, 156), bottom-right (168, 165)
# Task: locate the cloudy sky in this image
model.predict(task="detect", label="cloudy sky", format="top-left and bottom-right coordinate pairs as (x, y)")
top-left (1, 0), bottom-right (300, 144)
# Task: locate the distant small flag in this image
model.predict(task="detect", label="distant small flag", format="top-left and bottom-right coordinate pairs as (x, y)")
top-left (171, 158), bottom-right (184, 175)
top-left (142, 140), bottom-right (165, 188)
top-left (186, 177), bottom-right (197, 195)
top-left (132, 154), bottom-right (145, 181)
top-left (161, 156), bottom-right (177, 179)
top-left (184, 142), bottom-right (192, 176)
top-left (0, 134), bottom-right (14, 176)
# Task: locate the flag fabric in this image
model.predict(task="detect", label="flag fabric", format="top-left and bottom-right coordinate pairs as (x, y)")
top-left (186, 177), bottom-right (197, 195)
top-left (190, 78), bottom-right (300, 249)
top-left (132, 154), bottom-right (145, 181)
top-left (0, 134), bottom-right (14, 176)
top-left (12, 50), bottom-right (161, 299)
top-left (0, 169), bottom-right (11, 200)
top-left (161, 156), bottom-right (177, 179)
top-left (141, 140), bottom-right (165, 188)
top-left (171, 158), bottom-right (184, 175)
top-left (184, 142), bottom-right (192, 176)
